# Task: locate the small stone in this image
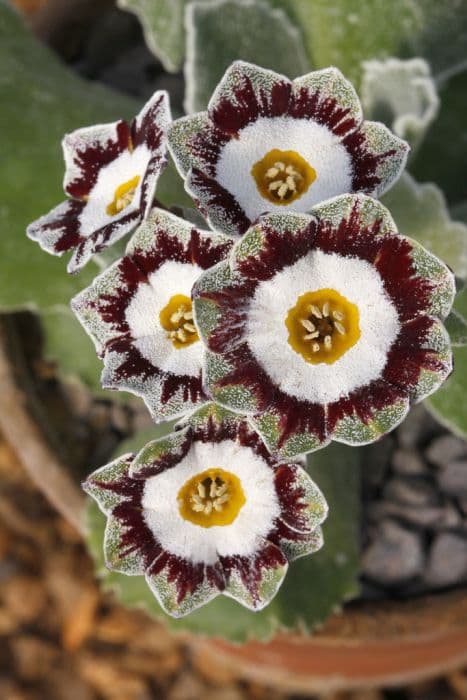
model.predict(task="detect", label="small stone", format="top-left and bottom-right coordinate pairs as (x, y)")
top-left (437, 459), bottom-right (467, 498)
top-left (383, 477), bottom-right (439, 507)
top-left (425, 435), bottom-right (467, 468)
top-left (425, 533), bottom-right (467, 587)
top-left (362, 520), bottom-right (425, 585)
top-left (367, 501), bottom-right (447, 529)
top-left (392, 448), bottom-right (427, 476)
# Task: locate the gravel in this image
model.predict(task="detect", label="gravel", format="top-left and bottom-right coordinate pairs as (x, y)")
top-left (361, 406), bottom-right (467, 594)
top-left (437, 460), bottom-right (467, 498)
top-left (362, 520), bottom-right (425, 585)
top-left (424, 534), bottom-right (467, 587)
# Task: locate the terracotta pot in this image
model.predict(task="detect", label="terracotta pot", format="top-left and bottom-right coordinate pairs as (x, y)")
top-left (195, 592), bottom-right (467, 693)
top-left (1, 313), bottom-right (466, 693)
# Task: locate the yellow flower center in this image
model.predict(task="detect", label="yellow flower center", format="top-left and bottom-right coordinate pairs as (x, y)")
top-left (177, 468), bottom-right (246, 528)
top-left (251, 149), bottom-right (317, 205)
top-left (285, 288), bottom-right (360, 365)
top-left (106, 175), bottom-right (140, 216)
top-left (159, 294), bottom-right (199, 349)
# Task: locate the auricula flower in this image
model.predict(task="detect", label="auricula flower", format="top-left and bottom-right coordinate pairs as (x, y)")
top-left (193, 194), bottom-right (455, 458)
top-left (27, 91), bottom-right (170, 273)
top-left (71, 209), bottom-right (233, 420)
top-left (84, 405), bottom-right (327, 617)
top-left (168, 61), bottom-right (409, 237)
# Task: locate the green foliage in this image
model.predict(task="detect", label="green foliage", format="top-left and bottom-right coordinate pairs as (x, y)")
top-left (184, 0), bottom-right (309, 112)
top-left (85, 441), bottom-right (361, 642)
top-left (411, 70), bottom-right (467, 205)
top-left (118, 0), bottom-right (188, 73)
top-left (0, 3), bottom-right (138, 311)
top-left (427, 286), bottom-right (467, 436)
top-left (360, 58), bottom-right (439, 152)
top-left (381, 173), bottom-right (467, 280)
top-left (41, 307), bottom-right (104, 392)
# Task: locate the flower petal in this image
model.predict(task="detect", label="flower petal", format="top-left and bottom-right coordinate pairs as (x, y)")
top-left (145, 555), bottom-right (223, 618)
top-left (27, 199), bottom-right (85, 257)
top-left (83, 454), bottom-right (135, 515)
top-left (290, 67), bottom-right (362, 137)
top-left (101, 338), bottom-right (207, 421)
top-left (384, 316), bottom-right (453, 403)
top-left (343, 119), bottom-right (409, 197)
top-left (327, 379), bottom-right (410, 445)
top-left (129, 425), bottom-right (193, 479)
top-left (103, 512), bottom-right (151, 575)
top-left (186, 167), bottom-right (251, 237)
top-left (208, 60), bottom-right (292, 134)
top-left (269, 521), bottom-right (324, 561)
top-left (204, 344), bottom-right (275, 414)
top-left (63, 120), bottom-right (132, 199)
top-left (274, 463), bottom-right (328, 533)
top-left (168, 112), bottom-right (212, 177)
top-left (221, 540), bottom-right (288, 611)
top-left (404, 238), bottom-right (455, 319)
top-left (67, 206), bottom-right (141, 274)
top-left (250, 395), bottom-right (329, 459)
top-left (312, 192), bottom-right (396, 236)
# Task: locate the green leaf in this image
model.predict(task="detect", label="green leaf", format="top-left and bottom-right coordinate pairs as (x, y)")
top-left (444, 287), bottom-right (467, 347)
top-left (0, 2), bottom-right (139, 312)
top-left (271, 0), bottom-right (421, 85)
top-left (185, 0), bottom-right (310, 113)
top-left (411, 69), bottom-right (467, 205)
top-left (117, 0), bottom-right (187, 72)
top-left (41, 307), bottom-right (103, 391)
top-left (426, 286), bottom-right (467, 435)
top-left (381, 173), bottom-right (467, 279)
top-left (360, 58), bottom-right (439, 152)
top-left (426, 346), bottom-right (467, 439)
top-left (85, 441), bottom-right (361, 642)
top-left (273, 1), bottom-right (467, 86)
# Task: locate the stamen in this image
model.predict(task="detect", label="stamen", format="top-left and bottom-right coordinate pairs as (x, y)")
top-left (335, 321), bottom-right (346, 335)
top-left (304, 331), bottom-right (319, 340)
top-left (309, 304), bottom-right (322, 319)
top-left (300, 319), bottom-right (316, 332)
top-left (278, 183), bottom-right (288, 199)
top-left (322, 302), bottom-right (330, 317)
top-left (197, 483), bottom-right (206, 498)
top-left (268, 181), bottom-right (281, 191)
top-left (183, 323), bottom-right (197, 333)
top-left (312, 343), bottom-right (320, 352)
top-left (266, 167), bottom-right (279, 178)
top-left (333, 310), bottom-right (344, 321)
top-left (274, 161), bottom-right (285, 171)
top-left (324, 335), bottom-right (332, 350)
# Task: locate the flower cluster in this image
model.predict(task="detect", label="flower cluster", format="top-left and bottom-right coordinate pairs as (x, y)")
top-left (28, 61), bottom-right (455, 618)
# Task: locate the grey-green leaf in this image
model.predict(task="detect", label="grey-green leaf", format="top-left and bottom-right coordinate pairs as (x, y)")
top-left (381, 173), bottom-right (467, 279)
top-left (184, 0), bottom-right (310, 113)
top-left (117, 0), bottom-right (187, 73)
top-left (85, 441), bottom-right (361, 642)
top-left (0, 2), bottom-right (139, 312)
top-left (360, 58), bottom-right (439, 151)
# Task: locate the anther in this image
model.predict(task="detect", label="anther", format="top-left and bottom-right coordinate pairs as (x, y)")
top-left (324, 335), bottom-right (332, 350)
top-left (197, 483), bottom-right (206, 498)
top-left (300, 319), bottom-right (316, 332)
top-left (304, 331), bottom-right (319, 340)
top-left (333, 310), bottom-right (344, 321)
top-left (334, 321), bottom-right (346, 335)
top-left (183, 322), bottom-right (197, 333)
top-left (312, 343), bottom-right (320, 352)
top-left (309, 304), bottom-right (322, 319)
top-left (322, 302), bottom-right (330, 317)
